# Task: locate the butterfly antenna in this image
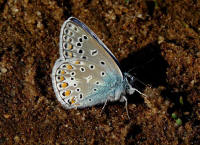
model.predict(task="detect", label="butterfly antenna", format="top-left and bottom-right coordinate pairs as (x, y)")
top-left (127, 57), bottom-right (155, 74)
top-left (127, 66), bottom-right (138, 74)
top-left (126, 56), bottom-right (154, 88)
top-left (125, 73), bottom-right (151, 88)
top-left (134, 76), bottom-right (151, 88)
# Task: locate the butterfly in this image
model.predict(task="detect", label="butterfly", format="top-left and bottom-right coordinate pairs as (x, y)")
top-left (52, 17), bottom-right (145, 117)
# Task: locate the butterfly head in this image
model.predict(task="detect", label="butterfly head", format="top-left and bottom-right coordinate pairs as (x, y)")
top-left (123, 73), bottom-right (137, 95)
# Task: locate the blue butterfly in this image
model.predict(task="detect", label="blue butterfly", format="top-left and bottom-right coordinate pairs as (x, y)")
top-left (52, 17), bottom-right (145, 117)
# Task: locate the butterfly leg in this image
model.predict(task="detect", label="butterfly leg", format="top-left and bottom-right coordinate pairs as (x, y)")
top-left (122, 96), bottom-right (130, 119)
top-left (134, 89), bottom-right (148, 98)
top-left (100, 99), bottom-right (108, 114)
top-left (128, 83), bottom-right (148, 98)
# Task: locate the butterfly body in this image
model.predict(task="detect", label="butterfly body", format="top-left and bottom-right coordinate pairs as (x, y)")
top-left (52, 17), bottom-right (136, 110)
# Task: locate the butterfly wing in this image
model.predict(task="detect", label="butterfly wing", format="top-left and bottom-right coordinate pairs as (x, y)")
top-left (52, 17), bottom-right (124, 109)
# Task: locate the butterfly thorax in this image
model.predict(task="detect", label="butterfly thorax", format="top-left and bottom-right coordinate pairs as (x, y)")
top-left (105, 72), bottom-right (133, 102)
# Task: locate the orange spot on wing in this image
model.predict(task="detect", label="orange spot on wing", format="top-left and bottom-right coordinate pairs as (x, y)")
top-left (61, 70), bottom-right (65, 75)
top-left (60, 76), bottom-right (65, 81)
top-left (62, 83), bottom-right (68, 88)
top-left (65, 90), bottom-right (71, 96)
top-left (68, 44), bottom-right (73, 50)
top-left (71, 97), bottom-right (76, 104)
top-left (75, 61), bottom-right (80, 64)
top-left (67, 64), bottom-right (73, 70)
top-left (68, 52), bottom-right (73, 58)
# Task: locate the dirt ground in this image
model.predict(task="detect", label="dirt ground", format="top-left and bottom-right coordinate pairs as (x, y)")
top-left (0, 0), bottom-right (200, 144)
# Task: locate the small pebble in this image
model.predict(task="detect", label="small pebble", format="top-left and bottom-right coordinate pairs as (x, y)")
top-left (1, 67), bottom-right (7, 73)
top-left (36, 11), bottom-right (41, 16)
top-left (4, 114), bottom-right (11, 119)
top-left (129, 36), bottom-right (133, 41)
top-left (14, 136), bottom-right (20, 143)
top-left (37, 21), bottom-right (43, 29)
top-left (158, 36), bottom-right (164, 44)
top-left (136, 13), bottom-right (143, 19)
top-left (184, 112), bottom-right (190, 115)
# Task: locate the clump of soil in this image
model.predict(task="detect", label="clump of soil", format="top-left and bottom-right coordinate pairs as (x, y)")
top-left (0, 0), bottom-right (199, 144)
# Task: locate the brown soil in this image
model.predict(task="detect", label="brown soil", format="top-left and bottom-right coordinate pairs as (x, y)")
top-left (0, 0), bottom-right (200, 144)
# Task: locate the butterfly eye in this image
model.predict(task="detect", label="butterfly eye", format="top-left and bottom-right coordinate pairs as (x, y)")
top-left (80, 67), bottom-right (85, 72)
top-left (76, 42), bottom-right (82, 47)
top-left (70, 71), bottom-right (76, 76)
top-left (70, 77), bottom-right (75, 80)
top-left (58, 84), bottom-right (62, 88)
top-left (61, 64), bottom-right (66, 68)
top-left (83, 35), bottom-right (88, 40)
top-left (90, 50), bottom-right (98, 56)
top-left (78, 37), bottom-right (83, 42)
top-left (65, 52), bottom-right (73, 58)
top-left (100, 61), bottom-right (105, 65)
top-left (68, 23), bottom-right (72, 27)
top-left (74, 27), bottom-right (78, 31)
top-left (78, 49), bottom-right (83, 54)
top-left (57, 69), bottom-right (65, 75)
top-left (57, 70), bottom-right (61, 75)
top-left (57, 76), bottom-right (65, 82)
top-left (61, 64), bottom-right (73, 70)
top-left (66, 43), bottom-right (73, 50)
top-left (101, 71), bottom-right (105, 77)
top-left (79, 94), bottom-right (83, 99)
top-left (64, 43), bottom-right (68, 49)
top-left (62, 92), bottom-right (65, 97)
top-left (61, 90), bottom-right (71, 97)
top-left (89, 64), bottom-right (95, 70)
top-left (63, 35), bottom-right (68, 41)
top-left (68, 38), bottom-right (73, 43)
top-left (69, 31), bottom-right (73, 36)
top-left (67, 99), bottom-right (72, 105)
top-left (76, 88), bottom-right (81, 92)
top-left (81, 56), bottom-right (87, 60)
top-left (64, 29), bottom-right (68, 34)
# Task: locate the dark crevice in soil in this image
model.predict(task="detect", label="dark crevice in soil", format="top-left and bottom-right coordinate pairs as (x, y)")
top-left (127, 92), bottom-right (144, 105)
top-left (146, 1), bottom-right (155, 16)
top-left (15, 44), bottom-right (25, 61)
top-left (125, 124), bottom-right (142, 144)
top-left (61, 1), bottom-right (72, 18)
top-left (35, 61), bottom-right (48, 97)
top-left (0, 0), bottom-right (7, 13)
top-left (121, 43), bottom-right (168, 87)
top-left (0, 50), bottom-right (4, 62)
top-left (84, 0), bottom-right (93, 5)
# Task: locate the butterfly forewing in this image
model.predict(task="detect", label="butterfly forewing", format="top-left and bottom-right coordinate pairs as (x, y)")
top-left (52, 17), bottom-right (124, 109)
